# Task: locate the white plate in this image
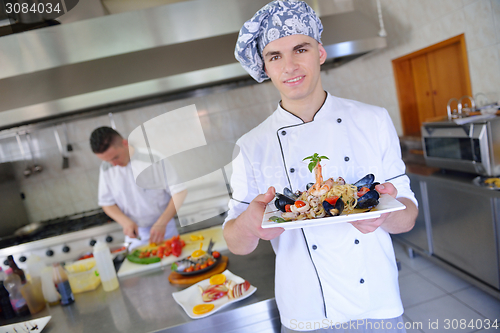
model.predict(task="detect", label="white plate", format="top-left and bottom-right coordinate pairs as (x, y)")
top-left (0, 316), bottom-right (51, 333)
top-left (262, 194), bottom-right (406, 230)
top-left (172, 269), bottom-right (257, 319)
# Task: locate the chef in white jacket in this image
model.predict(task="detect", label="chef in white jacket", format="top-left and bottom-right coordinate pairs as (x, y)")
top-left (223, 1), bottom-right (418, 332)
top-left (90, 126), bottom-right (187, 248)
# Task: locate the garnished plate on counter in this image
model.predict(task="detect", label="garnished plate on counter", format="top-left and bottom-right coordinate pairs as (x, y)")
top-left (473, 176), bottom-right (500, 190)
top-left (172, 270), bottom-right (256, 319)
top-left (0, 315), bottom-right (51, 332)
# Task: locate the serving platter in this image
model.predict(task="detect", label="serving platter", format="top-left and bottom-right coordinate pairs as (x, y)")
top-left (172, 269), bottom-right (256, 319)
top-left (0, 316), bottom-right (51, 333)
top-left (262, 194), bottom-right (406, 230)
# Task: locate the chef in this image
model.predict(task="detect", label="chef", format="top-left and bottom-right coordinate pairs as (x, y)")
top-left (223, 1), bottom-right (418, 332)
top-left (90, 126), bottom-right (187, 249)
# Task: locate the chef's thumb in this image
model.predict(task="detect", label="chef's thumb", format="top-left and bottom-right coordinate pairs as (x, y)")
top-left (263, 186), bottom-right (276, 203)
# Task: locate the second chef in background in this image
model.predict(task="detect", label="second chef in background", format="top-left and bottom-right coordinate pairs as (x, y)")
top-left (90, 126), bottom-right (187, 248)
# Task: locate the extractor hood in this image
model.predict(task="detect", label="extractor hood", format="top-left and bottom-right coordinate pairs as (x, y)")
top-left (0, 0), bottom-right (386, 130)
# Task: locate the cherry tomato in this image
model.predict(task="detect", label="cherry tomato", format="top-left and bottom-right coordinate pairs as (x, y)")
top-left (325, 196), bottom-right (339, 205)
top-left (295, 200), bottom-right (306, 208)
top-left (207, 260), bottom-right (214, 266)
top-left (285, 204), bottom-right (292, 212)
top-left (212, 251), bottom-right (220, 259)
top-left (200, 263), bottom-right (208, 269)
top-left (185, 266), bottom-right (194, 272)
top-left (195, 263), bottom-right (201, 271)
top-left (152, 249), bottom-right (157, 256)
top-left (357, 187), bottom-right (370, 198)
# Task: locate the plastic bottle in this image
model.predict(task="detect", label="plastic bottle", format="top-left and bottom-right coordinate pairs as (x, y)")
top-left (4, 268), bottom-right (30, 316)
top-left (7, 255), bottom-right (26, 284)
top-left (52, 263), bottom-right (74, 306)
top-left (0, 280), bottom-right (15, 319)
top-left (22, 255), bottom-right (46, 313)
top-left (93, 241), bottom-right (119, 292)
top-left (41, 266), bottom-right (60, 306)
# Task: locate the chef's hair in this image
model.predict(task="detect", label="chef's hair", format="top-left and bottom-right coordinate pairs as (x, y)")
top-left (90, 126), bottom-right (123, 154)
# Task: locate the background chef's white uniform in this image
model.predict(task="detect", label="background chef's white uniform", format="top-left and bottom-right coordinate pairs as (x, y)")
top-left (225, 93), bottom-right (418, 331)
top-left (98, 153), bottom-right (186, 249)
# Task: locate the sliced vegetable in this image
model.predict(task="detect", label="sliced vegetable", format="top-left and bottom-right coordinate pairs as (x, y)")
top-left (127, 250), bottom-right (161, 265)
top-left (269, 216), bottom-right (286, 223)
top-left (324, 196), bottom-right (339, 205)
top-left (193, 303), bottom-right (214, 315)
top-left (209, 274), bottom-right (226, 285)
top-left (295, 200), bottom-right (306, 208)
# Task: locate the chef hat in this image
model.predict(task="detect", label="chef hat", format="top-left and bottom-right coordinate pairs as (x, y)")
top-left (234, 0), bottom-right (323, 83)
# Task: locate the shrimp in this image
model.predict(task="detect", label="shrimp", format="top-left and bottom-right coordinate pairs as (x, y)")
top-left (309, 163), bottom-right (334, 197)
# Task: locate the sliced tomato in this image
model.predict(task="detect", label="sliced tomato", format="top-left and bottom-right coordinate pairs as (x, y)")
top-left (295, 200), bottom-right (306, 208)
top-left (285, 204), bottom-right (292, 212)
top-left (324, 196), bottom-right (339, 205)
top-left (357, 187), bottom-right (370, 198)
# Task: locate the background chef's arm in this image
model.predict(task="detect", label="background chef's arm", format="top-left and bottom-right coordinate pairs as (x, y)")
top-left (102, 204), bottom-right (138, 238)
top-left (149, 189), bottom-right (188, 243)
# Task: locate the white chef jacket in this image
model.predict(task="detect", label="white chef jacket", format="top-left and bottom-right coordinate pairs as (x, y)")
top-left (224, 93), bottom-right (417, 330)
top-left (98, 152), bottom-right (185, 247)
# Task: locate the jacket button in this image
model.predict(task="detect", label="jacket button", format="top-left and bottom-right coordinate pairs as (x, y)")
top-left (360, 279), bottom-right (365, 284)
top-left (290, 168), bottom-right (295, 173)
top-left (337, 118), bottom-right (342, 123)
top-left (354, 239), bottom-right (359, 244)
top-left (344, 156), bottom-right (350, 162)
top-left (312, 245), bottom-right (317, 250)
top-left (281, 130), bottom-right (287, 135)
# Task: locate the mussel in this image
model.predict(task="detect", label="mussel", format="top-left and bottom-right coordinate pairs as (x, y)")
top-left (356, 189), bottom-right (380, 209)
top-left (275, 193), bottom-right (295, 212)
top-left (353, 174), bottom-right (380, 209)
top-left (353, 173), bottom-right (375, 190)
top-left (283, 187), bottom-right (298, 200)
top-left (322, 198), bottom-right (345, 216)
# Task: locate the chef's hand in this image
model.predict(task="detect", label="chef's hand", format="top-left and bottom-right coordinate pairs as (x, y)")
top-left (350, 182), bottom-right (397, 234)
top-left (149, 222), bottom-right (166, 244)
top-left (122, 219), bottom-right (139, 239)
top-left (240, 187), bottom-right (285, 241)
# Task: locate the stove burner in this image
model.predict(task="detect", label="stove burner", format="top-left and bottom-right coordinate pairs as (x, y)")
top-left (0, 210), bottom-right (113, 249)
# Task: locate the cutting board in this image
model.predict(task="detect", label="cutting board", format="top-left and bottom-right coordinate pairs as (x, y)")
top-left (168, 255), bottom-right (228, 286)
top-left (117, 225), bottom-right (227, 278)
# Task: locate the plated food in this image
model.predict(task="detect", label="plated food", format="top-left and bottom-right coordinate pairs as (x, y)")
top-left (126, 235), bottom-right (186, 265)
top-left (271, 154), bottom-right (381, 223)
top-left (172, 270), bottom-right (256, 319)
top-left (171, 242), bottom-right (221, 275)
top-left (473, 176), bottom-right (500, 190)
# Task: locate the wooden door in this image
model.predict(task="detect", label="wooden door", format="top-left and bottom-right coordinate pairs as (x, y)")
top-left (393, 34), bottom-right (472, 136)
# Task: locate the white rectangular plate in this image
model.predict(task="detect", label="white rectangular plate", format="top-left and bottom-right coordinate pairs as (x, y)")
top-left (0, 316), bottom-right (51, 333)
top-left (262, 194), bottom-right (406, 230)
top-left (172, 269), bottom-right (257, 319)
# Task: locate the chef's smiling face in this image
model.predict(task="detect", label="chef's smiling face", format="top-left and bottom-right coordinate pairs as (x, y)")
top-left (95, 138), bottom-right (131, 167)
top-left (263, 34), bottom-right (327, 106)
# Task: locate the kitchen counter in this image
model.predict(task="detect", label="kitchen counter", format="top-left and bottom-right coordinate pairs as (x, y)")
top-left (395, 165), bottom-right (500, 299)
top-left (17, 240), bottom-right (279, 333)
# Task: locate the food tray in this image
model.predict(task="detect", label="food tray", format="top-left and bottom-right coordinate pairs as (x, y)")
top-left (172, 269), bottom-right (256, 319)
top-left (262, 194), bottom-right (406, 230)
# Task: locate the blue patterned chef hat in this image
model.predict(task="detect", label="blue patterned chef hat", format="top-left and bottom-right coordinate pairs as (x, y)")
top-left (234, 0), bottom-right (323, 83)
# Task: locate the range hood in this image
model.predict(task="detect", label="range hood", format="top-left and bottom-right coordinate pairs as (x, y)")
top-left (0, 0), bottom-right (386, 130)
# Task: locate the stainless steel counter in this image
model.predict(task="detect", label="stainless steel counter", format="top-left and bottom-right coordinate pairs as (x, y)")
top-left (11, 240), bottom-right (279, 333)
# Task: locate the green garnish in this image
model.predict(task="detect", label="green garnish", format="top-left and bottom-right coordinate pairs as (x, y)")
top-left (303, 153), bottom-right (329, 173)
top-left (269, 216), bottom-right (287, 223)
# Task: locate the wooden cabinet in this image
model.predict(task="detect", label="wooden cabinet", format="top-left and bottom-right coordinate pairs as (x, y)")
top-left (393, 34), bottom-right (472, 136)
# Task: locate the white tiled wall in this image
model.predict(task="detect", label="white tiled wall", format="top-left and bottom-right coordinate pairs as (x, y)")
top-left (4, 0), bottom-right (499, 223)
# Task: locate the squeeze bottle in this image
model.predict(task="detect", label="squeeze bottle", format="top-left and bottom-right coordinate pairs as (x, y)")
top-left (41, 266), bottom-right (60, 306)
top-left (93, 241), bottom-right (119, 291)
top-left (4, 268), bottom-right (30, 316)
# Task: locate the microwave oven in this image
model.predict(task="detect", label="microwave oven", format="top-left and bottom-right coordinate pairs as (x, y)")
top-left (421, 116), bottom-right (500, 176)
